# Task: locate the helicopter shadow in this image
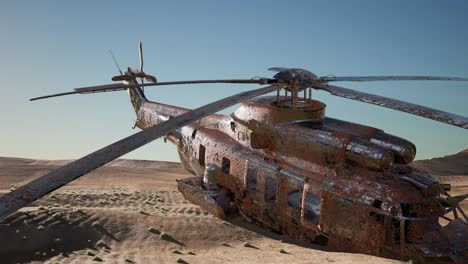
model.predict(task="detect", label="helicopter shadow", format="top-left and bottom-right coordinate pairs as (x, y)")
top-left (0, 210), bottom-right (116, 264)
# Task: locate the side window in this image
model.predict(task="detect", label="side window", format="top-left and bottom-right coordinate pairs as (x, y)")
top-left (287, 179), bottom-right (302, 209)
top-left (230, 121), bottom-right (236, 132)
top-left (303, 192), bottom-right (321, 225)
top-left (222, 157), bottom-right (230, 174)
top-left (246, 166), bottom-right (257, 197)
top-left (199, 145), bottom-right (206, 166)
top-left (370, 199), bottom-right (384, 223)
top-left (265, 176), bottom-right (277, 202)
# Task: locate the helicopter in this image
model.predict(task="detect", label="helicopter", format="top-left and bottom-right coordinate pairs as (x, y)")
top-left (1, 42), bottom-right (468, 263)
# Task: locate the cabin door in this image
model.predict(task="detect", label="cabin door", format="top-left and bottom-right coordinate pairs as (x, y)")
top-left (243, 161), bottom-right (280, 230)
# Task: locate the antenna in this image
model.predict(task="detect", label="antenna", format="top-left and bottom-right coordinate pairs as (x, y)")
top-left (139, 41), bottom-right (145, 92)
top-left (109, 49), bottom-right (123, 76)
top-left (139, 41), bottom-right (144, 73)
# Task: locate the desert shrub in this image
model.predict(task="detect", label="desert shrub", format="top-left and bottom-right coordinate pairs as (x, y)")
top-left (244, 242), bottom-right (253, 248)
top-left (160, 231), bottom-right (169, 239)
top-left (52, 212), bottom-right (61, 218)
top-left (95, 240), bottom-right (106, 247)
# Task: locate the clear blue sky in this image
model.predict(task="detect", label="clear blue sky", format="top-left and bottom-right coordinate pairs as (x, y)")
top-left (1, 0), bottom-right (467, 162)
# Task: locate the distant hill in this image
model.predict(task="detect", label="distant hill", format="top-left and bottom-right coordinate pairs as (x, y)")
top-left (2, 149), bottom-right (467, 177)
top-left (412, 148), bottom-right (468, 176)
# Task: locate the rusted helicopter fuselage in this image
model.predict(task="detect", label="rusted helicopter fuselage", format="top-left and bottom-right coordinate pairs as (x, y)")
top-left (129, 87), bottom-right (466, 262)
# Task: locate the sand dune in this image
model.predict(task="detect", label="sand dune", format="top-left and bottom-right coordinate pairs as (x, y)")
top-left (412, 149), bottom-right (468, 205)
top-left (412, 148), bottom-right (468, 177)
top-left (0, 152), bottom-right (467, 264)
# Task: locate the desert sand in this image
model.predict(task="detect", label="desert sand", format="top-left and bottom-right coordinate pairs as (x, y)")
top-left (0, 149), bottom-right (466, 264)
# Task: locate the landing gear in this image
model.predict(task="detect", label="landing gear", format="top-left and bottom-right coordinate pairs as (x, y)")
top-left (177, 164), bottom-right (236, 219)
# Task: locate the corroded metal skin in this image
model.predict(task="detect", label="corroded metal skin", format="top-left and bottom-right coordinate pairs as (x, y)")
top-left (177, 177), bottom-right (227, 219)
top-left (134, 91), bottom-right (467, 263)
top-left (233, 97), bottom-right (326, 124)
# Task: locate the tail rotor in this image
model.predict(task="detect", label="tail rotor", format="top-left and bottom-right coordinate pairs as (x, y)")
top-left (111, 41), bottom-right (157, 87)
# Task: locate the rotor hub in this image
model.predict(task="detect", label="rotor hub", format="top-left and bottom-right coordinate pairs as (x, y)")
top-left (269, 68), bottom-right (322, 109)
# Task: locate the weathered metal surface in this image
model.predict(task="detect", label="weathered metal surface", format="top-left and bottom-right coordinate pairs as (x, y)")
top-left (233, 97), bottom-right (326, 124)
top-left (132, 90), bottom-right (467, 262)
top-left (320, 118), bottom-right (416, 163)
top-left (0, 85), bottom-right (281, 219)
top-left (313, 83), bottom-right (468, 129)
top-left (177, 177), bottom-right (227, 219)
top-left (414, 219), bottom-right (468, 263)
top-left (233, 97), bottom-right (398, 170)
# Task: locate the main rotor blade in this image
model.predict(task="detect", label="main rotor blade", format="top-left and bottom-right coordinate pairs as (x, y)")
top-left (30, 83), bottom-right (127, 101)
top-left (139, 41), bottom-right (144, 73)
top-left (320, 76), bottom-right (468, 82)
top-left (75, 79), bottom-right (274, 93)
top-left (30, 91), bottom-right (82, 101)
top-left (312, 83), bottom-right (468, 129)
top-left (1, 85), bottom-right (281, 219)
top-left (30, 79), bottom-right (275, 101)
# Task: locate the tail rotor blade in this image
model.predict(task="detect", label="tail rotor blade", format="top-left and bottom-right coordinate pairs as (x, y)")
top-left (139, 41), bottom-right (144, 73)
top-left (145, 74), bottom-right (157, 83)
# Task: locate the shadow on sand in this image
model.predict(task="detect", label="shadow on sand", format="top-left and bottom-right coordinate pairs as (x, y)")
top-left (0, 210), bottom-right (117, 264)
top-left (225, 216), bottom-right (337, 253)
